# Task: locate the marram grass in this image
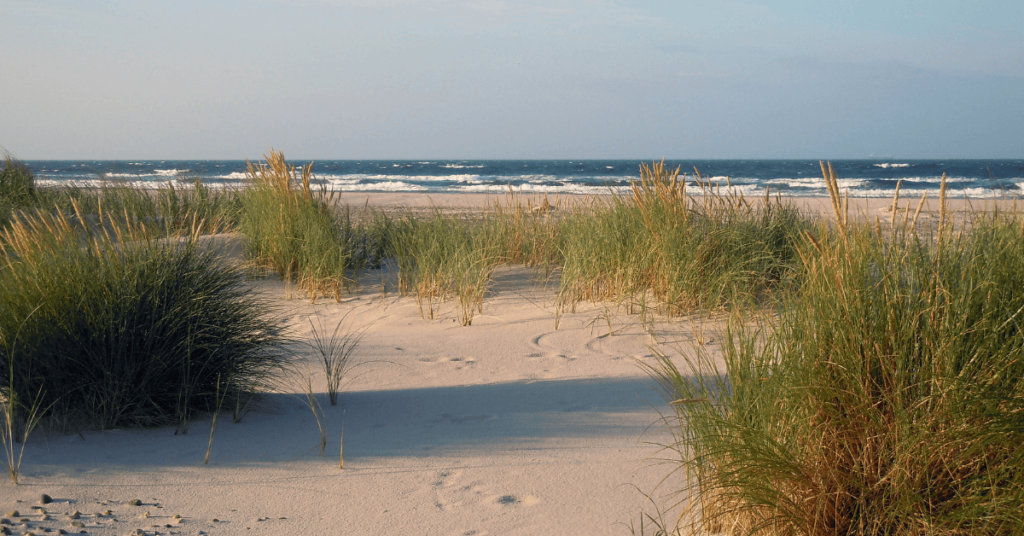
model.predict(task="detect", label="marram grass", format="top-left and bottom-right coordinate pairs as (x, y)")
top-left (651, 173), bottom-right (1024, 536)
top-left (0, 205), bottom-right (285, 430)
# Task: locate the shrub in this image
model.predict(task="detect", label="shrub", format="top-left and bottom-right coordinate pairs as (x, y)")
top-left (0, 207), bottom-right (285, 429)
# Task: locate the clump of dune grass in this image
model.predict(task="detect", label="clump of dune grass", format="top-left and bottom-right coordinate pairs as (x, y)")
top-left (0, 205), bottom-right (285, 430)
top-left (156, 174), bottom-right (242, 234)
top-left (558, 161), bottom-right (805, 323)
top-left (0, 156), bottom-right (38, 228)
top-left (652, 171), bottom-right (1024, 535)
top-left (388, 213), bottom-right (499, 325)
top-left (486, 190), bottom-right (563, 273)
top-left (239, 150), bottom-right (366, 302)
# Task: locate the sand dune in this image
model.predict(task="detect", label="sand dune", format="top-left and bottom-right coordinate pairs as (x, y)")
top-left (5, 257), bottom-right (702, 535)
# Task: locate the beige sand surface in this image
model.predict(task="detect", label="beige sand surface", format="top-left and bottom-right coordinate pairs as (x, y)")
top-left (3, 254), bottom-right (702, 535)
top-left (5, 192), bottom-right (1016, 535)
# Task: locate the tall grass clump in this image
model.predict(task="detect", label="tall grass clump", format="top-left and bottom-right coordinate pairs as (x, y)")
top-left (0, 156), bottom-right (37, 228)
top-left (486, 190), bottom-right (563, 272)
top-left (654, 172), bottom-right (1024, 535)
top-left (156, 174), bottom-right (242, 234)
top-left (389, 213), bottom-right (498, 325)
top-left (558, 161), bottom-right (805, 318)
top-left (238, 150), bottom-right (358, 301)
top-left (0, 207), bottom-right (285, 429)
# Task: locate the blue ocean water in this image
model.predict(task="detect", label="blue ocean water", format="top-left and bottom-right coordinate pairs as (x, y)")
top-left (20, 159), bottom-right (1024, 199)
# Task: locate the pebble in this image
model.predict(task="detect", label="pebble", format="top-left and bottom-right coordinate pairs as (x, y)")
top-left (102, 511), bottom-right (112, 516)
top-left (3, 512), bottom-right (16, 518)
top-left (126, 500), bottom-right (142, 507)
top-left (171, 515), bottom-right (180, 520)
top-left (210, 518), bottom-right (219, 523)
top-left (40, 495), bottom-right (53, 505)
top-left (69, 512), bottom-right (80, 520)
top-left (69, 521), bottom-right (84, 528)
top-left (0, 527), bottom-right (9, 536)
top-left (0, 519), bottom-right (8, 525)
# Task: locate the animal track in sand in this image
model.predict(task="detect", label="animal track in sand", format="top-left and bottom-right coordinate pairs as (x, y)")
top-left (429, 469), bottom-right (540, 516)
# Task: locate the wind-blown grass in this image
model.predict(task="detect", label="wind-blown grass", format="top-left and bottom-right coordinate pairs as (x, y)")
top-left (0, 206), bottom-right (285, 430)
top-left (239, 150), bottom-right (368, 302)
top-left (388, 213), bottom-right (498, 325)
top-left (0, 156), bottom-right (38, 228)
top-left (558, 161), bottom-right (806, 320)
top-left (652, 171), bottom-right (1024, 535)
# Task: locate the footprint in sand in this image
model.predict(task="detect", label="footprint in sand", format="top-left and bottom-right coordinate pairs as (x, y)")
top-left (484, 494), bottom-right (542, 507)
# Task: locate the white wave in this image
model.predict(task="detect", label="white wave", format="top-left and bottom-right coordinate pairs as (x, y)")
top-left (154, 169), bottom-right (183, 176)
top-left (457, 183), bottom-right (631, 195)
top-left (213, 172), bottom-right (251, 180)
top-left (890, 176), bottom-right (972, 183)
top-left (325, 173), bottom-right (485, 183)
top-left (874, 163), bottom-right (910, 168)
top-left (102, 172), bottom-right (149, 178)
top-left (441, 164), bottom-right (485, 169)
top-left (331, 181), bottom-right (428, 192)
top-left (766, 178), bottom-right (867, 189)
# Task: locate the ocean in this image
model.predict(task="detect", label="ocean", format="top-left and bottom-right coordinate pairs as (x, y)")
top-left (20, 159), bottom-right (1024, 199)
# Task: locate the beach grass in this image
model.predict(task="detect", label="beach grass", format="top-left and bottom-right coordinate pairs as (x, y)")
top-left (238, 150), bottom-right (374, 302)
top-left (387, 212), bottom-right (499, 325)
top-left (0, 205), bottom-right (285, 430)
top-left (557, 161), bottom-right (806, 322)
top-left (650, 174), bottom-right (1024, 535)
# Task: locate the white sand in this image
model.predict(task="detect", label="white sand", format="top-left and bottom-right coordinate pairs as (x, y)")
top-left (3, 254), bottom-right (701, 535)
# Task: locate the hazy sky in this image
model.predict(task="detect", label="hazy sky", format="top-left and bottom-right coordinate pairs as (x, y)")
top-left (2, 0), bottom-right (1022, 159)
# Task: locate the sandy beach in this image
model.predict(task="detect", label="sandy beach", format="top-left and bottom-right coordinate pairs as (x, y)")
top-left (3, 192), bottom-right (1020, 535)
top-left (2, 228), bottom-right (701, 535)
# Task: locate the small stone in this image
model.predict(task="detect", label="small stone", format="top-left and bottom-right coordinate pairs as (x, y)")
top-left (69, 521), bottom-right (85, 528)
top-left (19, 519), bottom-right (29, 523)
top-left (141, 511), bottom-right (150, 518)
top-left (0, 519), bottom-right (8, 525)
top-left (0, 527), bottom-right (10, 536)
top-left (3, 512), bottom-right (16, 518)
top-left (40, 495), bottom-right (53, 505)
top-left (69, 511), bottom-right (80, 519)
top-left (25, 532), bottom-right (35, 536)
top-left (126, 500), bottom-right (142, 507)
top-left (102, 511), bottom-right (111, 517)
top-left (171, 515), bottom-right (180, 520)
top-left (210, 518), bottom-right (218, 523)
top-left (42, 515), bottom-right (52, 521)
top-left (57, 531), bottom-right (67, 535)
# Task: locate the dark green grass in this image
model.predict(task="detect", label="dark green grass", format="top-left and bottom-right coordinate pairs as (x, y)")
top-left (0, 156), bottom-right (38, 227)
top-left (0, 209), bottom-right (285, 429)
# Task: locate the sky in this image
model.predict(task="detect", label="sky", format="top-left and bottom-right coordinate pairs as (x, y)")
top-left (1, 0), bottom-right (1022, 160)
